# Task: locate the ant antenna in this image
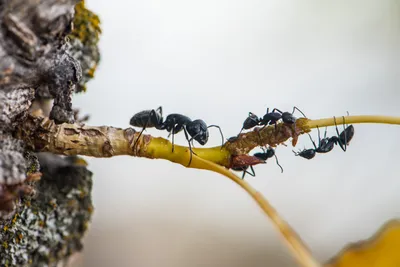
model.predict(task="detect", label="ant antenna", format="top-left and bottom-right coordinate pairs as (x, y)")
top-left (291, 106), bottom-right (307, 118)
top-left (274, 154), bottom-right (284, 173)
top-left (207, 125), bottom-right (224, 149)
top-left (237, 127), bottom-right (244, 137)
top-left (262, 147), bottom-right (284, 173)
top-left (307, 132), bottom-right (318, 150)
top-left (342, 115), bottom-right (347, 150)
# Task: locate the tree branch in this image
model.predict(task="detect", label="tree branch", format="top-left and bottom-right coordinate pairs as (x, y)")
top-left (16, 114), bottom-right (400, 169)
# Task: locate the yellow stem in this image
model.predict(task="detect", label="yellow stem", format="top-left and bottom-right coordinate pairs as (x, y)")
top-left (306, 115), bottom-right (400, 129)
top-left (189, 154), bottom-right (321, 267)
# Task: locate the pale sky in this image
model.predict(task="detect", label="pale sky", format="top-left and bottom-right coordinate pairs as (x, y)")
top-left (74, 1), bottom-right (400, 266)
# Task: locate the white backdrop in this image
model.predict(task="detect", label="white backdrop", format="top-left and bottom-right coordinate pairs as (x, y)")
top-left (73, 0), bottom-right (400, 266)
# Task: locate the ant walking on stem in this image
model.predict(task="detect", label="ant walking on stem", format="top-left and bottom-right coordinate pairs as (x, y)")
top-left (162, 113), bottom-right (224, 166)
top-left (259, 106), bottom-right (306, 130)
top-left (130, 108), bottom-right (224, 166)
top-left (293, 116), bottom-right (354, 159)
top-left (233, 147), bottom-right (283, 179)
top-left (237, 106), bottom-right (306, 136)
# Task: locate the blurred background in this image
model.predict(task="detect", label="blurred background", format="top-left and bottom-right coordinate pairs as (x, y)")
top-left (73, 0), bottom-right (400, 266)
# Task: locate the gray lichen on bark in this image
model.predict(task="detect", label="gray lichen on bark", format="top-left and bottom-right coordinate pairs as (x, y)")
top-left (0, 0), bottom-right (99, 265)
top-left (0, 153), bottom-right (93, 266)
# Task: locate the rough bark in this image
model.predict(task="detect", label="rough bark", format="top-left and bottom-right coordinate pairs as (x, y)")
top-left (0, 0), bottom-right (100, 265)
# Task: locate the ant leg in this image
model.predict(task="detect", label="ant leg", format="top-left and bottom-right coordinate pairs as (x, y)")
top-left (244, 165), bottom-right (256, 178)
top-left (259, 123), bottom-right (267, 131)
top-left (186, 135), bottom-right (199, 156)
top-left (171, 125), bottom-right (176, 153)
top-left (156, 106), bottom-right (162, 115)
top-left (133, 120), bottom-right (149, 151)
top-left (241, 166), bottom-right (256, 180)
top-left (342, 116), bottom-right (347, 151)
top-left (208, 125), bottom-right (224, 149)
top-left (191, 139), bottom-right (196, 149)
top-left (271, 108), bottom-right (283, 114)
top-left (307, 133), bottom-right (318, 150)
top-left (249, 165), bottom-right (256, 177)
top-left (317, 126), bottom-right (321, 147)
top-left (292, 106), bottom-right (307, 118)
top-left (183, 126), bottom-right (194, 166)
top-left (133, 127), bottom-right (145, 151)
top-left (274, 154), bottom-right (284, 173)
top-left (333, 116), bottom-right (346, 152)
top-left (237, 127), bottom-right (244, 137)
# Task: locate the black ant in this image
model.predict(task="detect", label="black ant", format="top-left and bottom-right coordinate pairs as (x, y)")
top-left (237, 107), bottom-right (306, 137)
top-left (293, 126), bottom-right (335, 159)
top-left (233, 147), bottom-right (283, 179)
top-left (237, 112), bottom-right (260, 136)
top-left (129, 106), bottom-right (164, 149)
top-left (260, 106), bottom-right (306, 129)
top-left (253, 147), bottom-right (284, 173)
top-left (162, 113), bottom-right (224, 165)
top-left (293, 116), bottom-right (354, 159)
top-left (293, 148), bottom-right (316, 160)
top-left (130, 109), bottom-right (224, 165)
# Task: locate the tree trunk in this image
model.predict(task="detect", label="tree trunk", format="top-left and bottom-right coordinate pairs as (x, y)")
top-left (0, 0), bottom-right (100, 265)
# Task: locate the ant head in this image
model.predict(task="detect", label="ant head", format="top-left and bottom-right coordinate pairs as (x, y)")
top-left (187, 119), bottom-right (209, 145)
top-left (281, 112), bottom-right (296, 124)
top-left (163, 115), bottom-right (176, 131)
top-left (253, 152), bottom-right (268, 161)
top-left (264, 147), bottom-right (275, 158)
top-left (294, 148), bottom-right (316, 159)
top-left (254, 148), bottom-right (274, 161)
